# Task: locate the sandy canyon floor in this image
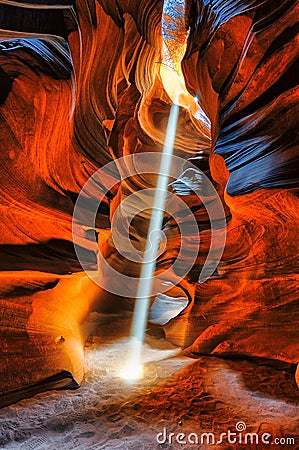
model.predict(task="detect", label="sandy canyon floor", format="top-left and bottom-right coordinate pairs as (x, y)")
top-left (0, 314), bottom-right (298, 450)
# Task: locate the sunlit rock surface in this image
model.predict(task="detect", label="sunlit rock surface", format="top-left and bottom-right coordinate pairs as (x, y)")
top-left (168, 0), bottom-right (299, 364)
top-left (0, 0), bottom-right (298, 404)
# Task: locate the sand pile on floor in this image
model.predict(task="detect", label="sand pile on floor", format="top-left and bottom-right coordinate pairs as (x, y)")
top-left (0, 316), bottom-right (298, 449)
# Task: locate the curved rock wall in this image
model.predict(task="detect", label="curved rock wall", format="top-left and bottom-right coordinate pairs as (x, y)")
top-left (166, 0), bottom-right (298, 363)
top-left (0, 0), bottom-right (298, 401)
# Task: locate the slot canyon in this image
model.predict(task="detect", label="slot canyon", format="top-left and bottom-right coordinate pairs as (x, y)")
top-left (0, 0), bottom-right (298, 448)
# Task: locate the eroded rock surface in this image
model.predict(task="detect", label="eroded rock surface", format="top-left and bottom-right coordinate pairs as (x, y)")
top-left (0, 0), bottom-right (298, 402)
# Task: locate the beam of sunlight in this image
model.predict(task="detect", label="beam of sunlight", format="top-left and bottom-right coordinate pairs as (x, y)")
top-left (122, 0), bottom-right (209, 382)
top-left (121, 102), bottom-right (180, 381)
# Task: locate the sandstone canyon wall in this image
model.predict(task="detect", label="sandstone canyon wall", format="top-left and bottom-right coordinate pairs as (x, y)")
top-left (0, 0), bottom-right (298, 404)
